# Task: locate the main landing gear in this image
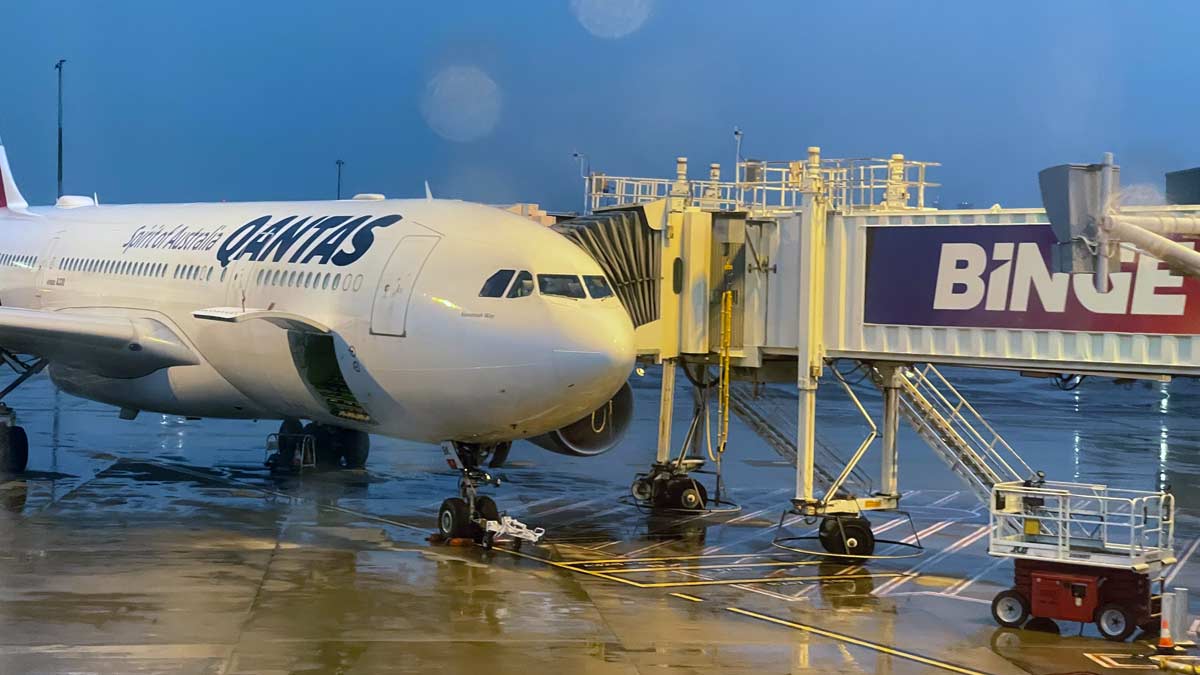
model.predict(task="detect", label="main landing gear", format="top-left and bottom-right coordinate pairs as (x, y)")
top-left (266, 419), bottom-right (370, 473)
top-left (0, 351), bottom-right (44, 475)
top-left (437, 441), bottom-right (543, 548)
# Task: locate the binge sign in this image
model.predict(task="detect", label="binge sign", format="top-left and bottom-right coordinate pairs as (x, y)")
top-left (863, 225), bottom-right (1200, 334)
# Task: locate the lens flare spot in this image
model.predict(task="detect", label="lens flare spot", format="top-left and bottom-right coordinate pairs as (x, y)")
top-left (570, 0), bottom-right (653, 39)
top-left (421, 66), bottom-right (502, 143)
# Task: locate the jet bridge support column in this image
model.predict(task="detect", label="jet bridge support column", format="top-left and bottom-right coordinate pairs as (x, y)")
top-left (793, 190), bottom-right (827, 514)
top-left (877, 363), bottom-right (902, 498)
top-left (656, 358), bottom-right (676, 464)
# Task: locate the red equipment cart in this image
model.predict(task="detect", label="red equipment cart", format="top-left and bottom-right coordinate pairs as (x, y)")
top-left (988, 480), bottom-right (1175, 641)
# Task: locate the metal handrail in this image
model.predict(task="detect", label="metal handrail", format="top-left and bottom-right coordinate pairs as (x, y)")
top-left (901, 364), bottom-right (1033, 482)
top-left (989, 480), bottom-right (1174, 568)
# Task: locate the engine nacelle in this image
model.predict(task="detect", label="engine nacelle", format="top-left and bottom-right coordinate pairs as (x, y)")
top-left (49, 362), bottom-right (270, 419)
top-left (528, 381), bottom-right (633, 457)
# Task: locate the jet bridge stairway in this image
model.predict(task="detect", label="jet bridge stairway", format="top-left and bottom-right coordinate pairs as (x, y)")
top-left (866, 363), bottom-right (1035, 503)
top-left (727, 362), bottom-right (1034, 510)
top-left (728, 381), bottom-right (873, 499)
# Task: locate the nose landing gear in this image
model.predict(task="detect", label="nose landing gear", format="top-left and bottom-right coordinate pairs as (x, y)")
top-left (438, 441), bottom-right (544, 548)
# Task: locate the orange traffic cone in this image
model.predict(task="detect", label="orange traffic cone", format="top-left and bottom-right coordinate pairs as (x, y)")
top-left (1160, 594), bottom-right (1182, 655)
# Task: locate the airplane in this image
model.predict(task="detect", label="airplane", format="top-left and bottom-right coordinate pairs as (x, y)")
top-left (0, 138), bottom-right (636, 542)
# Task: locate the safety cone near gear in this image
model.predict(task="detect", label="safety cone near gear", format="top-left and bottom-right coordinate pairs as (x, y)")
top-left (1159, 592), bottom-right (1185, 655)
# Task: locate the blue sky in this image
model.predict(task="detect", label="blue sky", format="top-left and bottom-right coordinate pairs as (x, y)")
top-left (1, 1), bottom-right (1198, 211)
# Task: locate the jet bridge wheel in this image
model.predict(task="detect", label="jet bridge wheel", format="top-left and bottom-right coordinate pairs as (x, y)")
top-left (667, 476), bottom-right (708, 511)
top-left (818, 516), bottom-right (875, 557)
top-left (0, 425), bottom-right (28, 474)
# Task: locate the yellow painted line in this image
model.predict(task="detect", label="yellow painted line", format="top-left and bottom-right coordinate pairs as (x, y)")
top-left (563, 552), bottom-right (791, 566)
top-left (669, 592), bottom-right (704, 602)
top-left (726, 607), bottom-right (989, 675)
top-left (630, 572), bottom-right (905, 590)
top-left (592, 559), bottom-right (826, 574)
top-left (497, 545), bottom-right (646, 587)
top-left (497, 544), bottom-right (905, 589)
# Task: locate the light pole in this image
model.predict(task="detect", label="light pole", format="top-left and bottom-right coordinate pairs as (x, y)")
top-left (573, 151), bottom-right (589, 215)
top-left (733, 126), bottom-right (743, 188)
top-left (55, 59), bottom-right (66, 198)
top-left (335, 159), bottom-right (344, 200)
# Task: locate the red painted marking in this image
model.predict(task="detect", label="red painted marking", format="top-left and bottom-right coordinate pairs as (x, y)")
top-left (0, 158), bottom-right (7, 208)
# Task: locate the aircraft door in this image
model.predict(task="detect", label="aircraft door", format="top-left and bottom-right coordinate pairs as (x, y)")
top-left (370, 235), bottom-right (440, 337)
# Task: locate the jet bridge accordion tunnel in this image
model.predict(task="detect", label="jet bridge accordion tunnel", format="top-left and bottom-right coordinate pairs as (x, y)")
top-left (553, 199), bottom-right (754, 363)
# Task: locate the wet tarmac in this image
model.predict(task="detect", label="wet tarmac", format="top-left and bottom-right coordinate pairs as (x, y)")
top-left (3, 367), bottom-right (1200, 673)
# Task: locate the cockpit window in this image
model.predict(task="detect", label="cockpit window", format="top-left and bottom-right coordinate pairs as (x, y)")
top-left (479, 269), bottom-right (515, 297)
top-left (507, 270), bottom-right (534, 298)
top-left (538, 274), bottom-right (586, 299)
top-left (583, 275), bottom-right (614, 299)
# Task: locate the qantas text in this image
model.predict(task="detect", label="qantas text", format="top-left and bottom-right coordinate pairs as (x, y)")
top-left (214, 214), bottom-right (402, 268)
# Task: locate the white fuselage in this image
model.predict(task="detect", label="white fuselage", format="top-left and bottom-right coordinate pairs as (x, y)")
top-left (0, 198), bottom-right (635, 444)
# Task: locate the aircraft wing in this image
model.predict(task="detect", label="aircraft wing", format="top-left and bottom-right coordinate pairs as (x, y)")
top-left (0, 306), bottom-right (199, 378)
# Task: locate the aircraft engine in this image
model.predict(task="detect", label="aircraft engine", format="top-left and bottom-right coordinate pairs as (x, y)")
top-left (528, 381), bottom-right (633, 457)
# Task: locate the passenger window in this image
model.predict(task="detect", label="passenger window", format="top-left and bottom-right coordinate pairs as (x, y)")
top-left (583, 275), bottom-right (614, 299)
top-left (332, 273), bottom-right (342, 289)
top-left (322, 273), bottom-right (330, 290)
top-left (507, 270), bottom-right (534, 298)
top-left (479, 269), bottom-right (516, 297)
top-left (538, 274), bottom-right (586, 299)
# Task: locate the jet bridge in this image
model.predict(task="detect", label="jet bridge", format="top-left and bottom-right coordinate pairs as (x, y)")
top-left (557, 150), bottom-right (1200, 557)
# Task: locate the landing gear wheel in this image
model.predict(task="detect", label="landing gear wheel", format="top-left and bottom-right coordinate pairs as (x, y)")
top-left (475, 496), bottom-right (500, 522)
top-left (818, 517), bottom-right (875, 556)
top-left (990, 589), bottom-right (1030, 628)
top-left (669, 477), bottom-right (708, 510)
top-left (1095, 602), bottom-right (1136, 642)
top-left (339, 429), bottom-right (370, 469)
top-left (438, 498), bottom-right (472, 539)
top-left (305, 423), bottom-right (340, 468)
top-left (475, 496), bottom-right (500, 548)
top-left (273, 419), bottom-right (303, 468)
top-left (0, 425), bottom-right (27, 474)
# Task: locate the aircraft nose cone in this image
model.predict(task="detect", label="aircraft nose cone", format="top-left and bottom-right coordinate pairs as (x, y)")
top-left (551, 312), bottom-right (635, 393)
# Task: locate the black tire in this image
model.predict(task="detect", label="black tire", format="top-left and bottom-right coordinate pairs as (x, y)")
top-left (1095, 602), bottom-right (1136, 642)
top-left (339, 430), bottom-right (370, 469)
top-left (305, 423), bottom-right (339, 468)
top-left (438, 498), bottom-right (472, 539)
top-left (475, 496), bottom-right (500, 522)
top-left (819, 517), bottom-right (875, 557)
top-left (0, 428), bottom-right (10, 474)
top-left (991, 589), bottom-right (1030, 628)
top-left (275, 419), bottom-right (303, 467)
top-left (669, 477), bottom-right (708, 511)
top-left (7, 426), bottom-right (27, 474)
top-left (631, 478), bottom-right (653, 502)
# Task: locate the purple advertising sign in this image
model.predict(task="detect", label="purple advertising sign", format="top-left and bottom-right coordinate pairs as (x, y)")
top-left (863, 224), bottom-right (1200, 334)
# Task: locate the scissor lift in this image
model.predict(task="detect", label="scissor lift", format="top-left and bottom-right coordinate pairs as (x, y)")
top-left (987, 479), bottom-right (1175, 640)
